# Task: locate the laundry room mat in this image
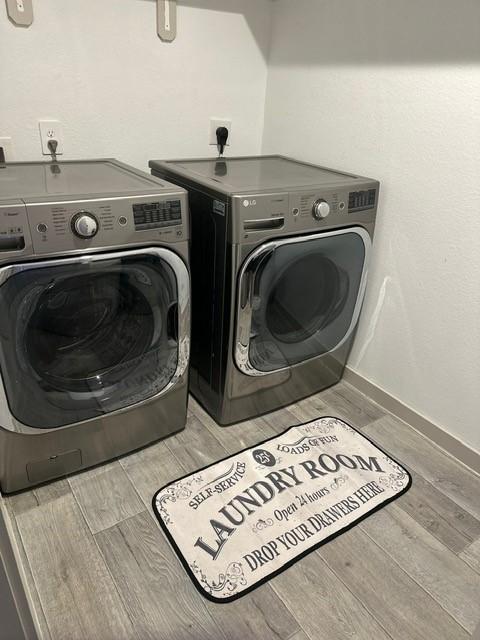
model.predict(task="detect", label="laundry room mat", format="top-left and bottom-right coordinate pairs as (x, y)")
top-left (152, 417), bottom-right (411, 603)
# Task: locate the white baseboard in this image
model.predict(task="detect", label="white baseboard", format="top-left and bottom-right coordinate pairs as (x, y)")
top-left (344, 367), bottom-right (480, 476)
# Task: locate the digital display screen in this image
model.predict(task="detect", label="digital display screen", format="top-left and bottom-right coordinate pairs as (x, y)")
top-left (133, 200), bottom-right (182, 231)
top-left (348, 189), bottom-right (376, 213)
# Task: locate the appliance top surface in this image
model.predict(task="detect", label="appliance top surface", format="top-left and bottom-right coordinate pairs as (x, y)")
top-left (150, 155), bottom-right (376, 194)
top-left (0, 159), bottom-right (176, 201)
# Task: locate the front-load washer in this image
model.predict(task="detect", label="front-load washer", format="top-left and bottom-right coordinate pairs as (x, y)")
top-left (150, 155), bottom-right (379, 426)
top-left (0, 159), bottom-right (190, 492)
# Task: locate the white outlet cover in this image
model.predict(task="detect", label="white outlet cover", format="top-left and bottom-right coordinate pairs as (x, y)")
top-left (39, 120), bottom-right (64, 155)
top-left (0, 137), bottom-right (14, 161)
top-left (209, 118), bottom-right (232, 146)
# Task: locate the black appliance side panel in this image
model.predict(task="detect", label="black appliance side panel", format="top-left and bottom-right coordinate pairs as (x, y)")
top-left (187, 188), bottom-right (231, 413)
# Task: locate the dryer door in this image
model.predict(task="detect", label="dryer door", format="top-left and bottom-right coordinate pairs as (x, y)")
top-left (0, 248), bottom-right (189, 430)
top-left (235, 227), bottom-right (371, 375)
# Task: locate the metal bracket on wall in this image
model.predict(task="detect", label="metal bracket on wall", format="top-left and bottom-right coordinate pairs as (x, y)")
top-left (5, 0), bottom-right (33, 27)
top-left (157, 0), bottom-right (177, 42)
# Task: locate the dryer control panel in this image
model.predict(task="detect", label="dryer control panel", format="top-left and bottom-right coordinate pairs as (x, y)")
top-left (231, 181), bottom-right (378, 244)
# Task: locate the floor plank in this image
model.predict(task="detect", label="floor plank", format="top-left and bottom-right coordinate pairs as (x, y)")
top-left (460, 538), bottom-right (480, 574)
top-left (296, 381), bottom-right (386, 428)
top-left (190, 395), bottom-right (302, 454)
top-left (119, 439), bottom-right (185, 508)
top-left (189, 396), bottom-right (277, 452)
top-left (14, 493), bottom-right (137, 640)
top-left (395, 470), bottom-right (480, 554)
top-left (166, 412), bottom-right (228, 471)
top-left (319, 525), bottom-right (470, 640)
top-left (2, 499), bottom-right (52, 640)
top-left (95, 511), bottom-right (226, 640)
top-left (364, 414), bottom-right (480, 519)
top-left (270, 549), bottom-right (393, 640)
top-left (360, 504), bottom-right (480, 633)
top-left (258, 404), bottom-right (305, 434)
top-left (68, 460), bottom-right (144, 534)
top-left (204, 579), bottom-right (301, 640)
top-left (6, 478), bottom-right (71, 518)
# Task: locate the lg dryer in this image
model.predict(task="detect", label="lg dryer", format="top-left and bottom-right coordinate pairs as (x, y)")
top-left (0, 159), bottom-right (190, 491)
top-left (150, 155), bottom-right (378, 425)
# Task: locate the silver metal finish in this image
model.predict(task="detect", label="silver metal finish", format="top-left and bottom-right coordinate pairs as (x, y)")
top-left (312, 198), bottom-right (330, 220)
top-left (150, 155), bottom-right (379, 425)
top-left (235, 227), bottom-right (371, 376)
top-left (0, 159), bottom-right (191, 492)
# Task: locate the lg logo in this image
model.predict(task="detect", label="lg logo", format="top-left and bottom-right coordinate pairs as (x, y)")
top-left (242, 199), bottom-right (257, 208)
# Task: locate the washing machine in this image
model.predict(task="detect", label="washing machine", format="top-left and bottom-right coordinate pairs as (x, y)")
top-left (150, 155), bottom-right (378, 425)
top-left (0, 159), bottom-right (190, 492)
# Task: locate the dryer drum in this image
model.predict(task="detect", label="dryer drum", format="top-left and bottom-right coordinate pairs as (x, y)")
top-left (265, 253), bottom-right (349, 345)
top-left (247, 230), bottom-right (365, 374)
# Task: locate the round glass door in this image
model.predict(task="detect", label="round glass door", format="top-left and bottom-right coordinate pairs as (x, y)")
top-left (236, 228), bottom-right (370, 374)
top-left (0, 249), bottom-right (188, 429)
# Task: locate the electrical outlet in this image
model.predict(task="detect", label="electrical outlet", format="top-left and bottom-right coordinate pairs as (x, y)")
top-left (209, 118), bottom-right (232, 147)
top-left (39, 120), bottom-right (64, 155)
top-left (0, 137), bottom-right (14, 162)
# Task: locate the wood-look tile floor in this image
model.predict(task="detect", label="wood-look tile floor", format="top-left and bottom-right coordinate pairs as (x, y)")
top-left (3, 381), bottom-right (480, 640)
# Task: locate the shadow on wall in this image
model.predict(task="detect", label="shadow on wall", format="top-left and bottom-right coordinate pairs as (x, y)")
top-left (138, 0), bottom-right (272, 61)
top-left (269, 0), bottom-right (480, 65)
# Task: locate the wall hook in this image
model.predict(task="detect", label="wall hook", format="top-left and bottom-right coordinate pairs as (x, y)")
top-left (5, 0), bottom-right (33, 27)
top-left (157, 0), bottom-right (177, 42)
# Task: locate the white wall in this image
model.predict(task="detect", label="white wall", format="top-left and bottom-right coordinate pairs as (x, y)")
top-left (0, 0), bottom-right (272, 170)
top-left (263, 0), bottom-right (480, 453)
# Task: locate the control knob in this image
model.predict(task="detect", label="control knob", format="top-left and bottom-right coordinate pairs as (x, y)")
top-left (71, 212), bottom-right (99, 239)
top-left (312, 199), bottom-right (330, 220)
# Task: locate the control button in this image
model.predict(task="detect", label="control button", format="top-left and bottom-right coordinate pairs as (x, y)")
top-left (118, 216), bottom-right (127, 226)
top-left (292, 207), bottom-right (299, 216)
top-left (37, 223), bottom-right (48, 233)
top-left (71, 212), bottom-right (99, 239)
top-left (312, 199), bottom-right (331, 220)
top-left (339, 201), bottom-right (345, 210)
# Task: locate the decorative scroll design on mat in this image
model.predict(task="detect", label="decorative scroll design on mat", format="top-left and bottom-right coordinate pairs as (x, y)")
top-left (155, 474), bottom-right (204, 525)
top-left (378, 456), bottom-right (410, 491)
top-left (190, 561), bottom-right (247, 597)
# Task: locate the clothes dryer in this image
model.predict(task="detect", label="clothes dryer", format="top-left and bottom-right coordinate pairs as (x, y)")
top-left (150, 155), bottom-right (377, 425)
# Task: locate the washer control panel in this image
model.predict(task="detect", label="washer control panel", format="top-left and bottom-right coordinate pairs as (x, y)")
top-left (22, 192), bottom-right (188, 255)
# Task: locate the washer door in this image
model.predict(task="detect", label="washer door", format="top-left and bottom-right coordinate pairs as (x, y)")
top-left (0, 248), bottom-right (189, 429)
top-left (235, 228), bottom-right (371, 375)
